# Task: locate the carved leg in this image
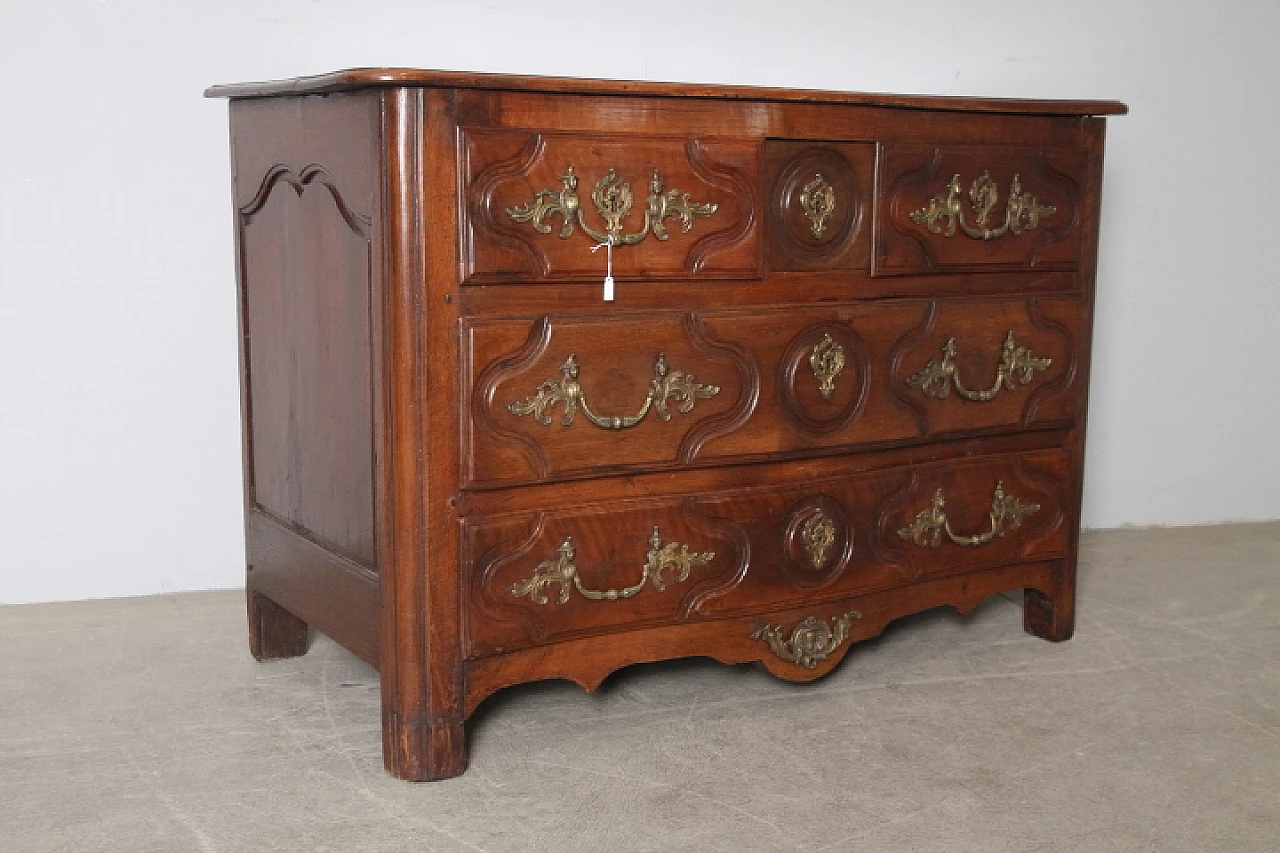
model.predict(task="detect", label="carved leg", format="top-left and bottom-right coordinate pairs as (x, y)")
top-left (247, 588), bottom-right (310, 660)
top-left (1023, 561), bottom-right (1076, 642)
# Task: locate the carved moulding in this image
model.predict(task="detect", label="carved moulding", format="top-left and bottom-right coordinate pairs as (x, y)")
top-left (1021, 297), bottom-right (1080, 426)
top-left (239, 163), bottom-right (372, 237)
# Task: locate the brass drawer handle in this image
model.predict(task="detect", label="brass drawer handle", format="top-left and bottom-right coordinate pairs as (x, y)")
top-left (752, 611), bottom-right (862, 669)
top-left (910, 170), bottom-right (1055, 240)
top-left (898, 482), bottom-right (1040, 548)
top-left (507, 166), bottom-right (718, 247)
top-left (907, 331), bottom-right (1050, 402)
top-left (507, 353), bottom-right (720, 430)
top-left (509, 527), bottom-right (714, 605)
top-left (809, 334), bottom-right (845, 399)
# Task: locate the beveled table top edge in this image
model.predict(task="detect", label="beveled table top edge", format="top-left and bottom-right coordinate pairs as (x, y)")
top-left (204, 67), bottom-right (1128, 116)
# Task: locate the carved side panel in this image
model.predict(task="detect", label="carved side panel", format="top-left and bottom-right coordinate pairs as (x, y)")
top-left (461, 130), bottom-right (760, 282)
top-left (764, 141), bottom-right (875, 271)
top-left (875, 145), bottom-right (1086, 276)
top-left (239, 163), bottom-right (376, 567)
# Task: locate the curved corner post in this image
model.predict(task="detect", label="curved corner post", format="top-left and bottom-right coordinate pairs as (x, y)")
top-left (377, 86), bottom-right (468, 780)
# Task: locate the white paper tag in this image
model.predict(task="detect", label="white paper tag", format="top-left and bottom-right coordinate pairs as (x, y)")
top-left (591, 238), bottom-right (616, 302)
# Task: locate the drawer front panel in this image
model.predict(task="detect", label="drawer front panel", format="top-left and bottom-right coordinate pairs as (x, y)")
top-left (462, 130), bottom-right (759, 283)
top-left (881, 297), bottom-right (1083, 438)
top-left (464, 297), bottom-right (1084, 488)
top-left (464, 313), bottom-right (755, 487)
top-left (763, 140), bottom-right (875, 272)
top-left (875, 145), bottom-right (1086, 276)
top-left (465, 449), bottom-right (1070, 656)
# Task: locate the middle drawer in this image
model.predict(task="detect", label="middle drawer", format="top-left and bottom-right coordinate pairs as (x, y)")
top-left (462, 296), bottom-right (1084, 488)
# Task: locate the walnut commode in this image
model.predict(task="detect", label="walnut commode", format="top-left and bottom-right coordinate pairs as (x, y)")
top-left (207, 69), bottom-right (1125, 780)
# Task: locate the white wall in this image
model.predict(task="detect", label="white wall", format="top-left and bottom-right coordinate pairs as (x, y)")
top-left (2, 1), bottom-right (1277, 604)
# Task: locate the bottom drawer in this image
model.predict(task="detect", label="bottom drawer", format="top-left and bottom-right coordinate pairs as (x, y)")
top-left (463, 449), bottom-right (1070, 657)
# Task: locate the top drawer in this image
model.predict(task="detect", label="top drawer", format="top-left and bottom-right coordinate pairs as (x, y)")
top-left (874, 145), bottom-right (1086, 276)
top-left (461, 130), bottom-right (759, 283)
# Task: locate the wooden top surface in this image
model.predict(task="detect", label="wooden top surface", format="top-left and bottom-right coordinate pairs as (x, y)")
top-left (204, 68), bottom-right (1127, 116)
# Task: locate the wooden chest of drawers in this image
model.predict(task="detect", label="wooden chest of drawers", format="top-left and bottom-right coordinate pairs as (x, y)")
top-left (207, 69), bottom-right (1124, 780)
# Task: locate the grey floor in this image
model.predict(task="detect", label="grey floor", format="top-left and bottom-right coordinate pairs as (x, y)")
top-left (2, 524), bottom-right (1278, 852)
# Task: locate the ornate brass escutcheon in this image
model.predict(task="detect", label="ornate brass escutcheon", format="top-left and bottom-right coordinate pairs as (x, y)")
top-left (799, 173), bottom-right (836, 238)
top-left (509, 526), bottom-right (715, 605)
top-left (801, 510), bottom-right (837, 569)
top-left (507, 166), bottom-right (718, 247)
top-left (906, 331), bottom-right (1050, 403)
top-left (507, 352), bottom-right (720, 430)
top-left (910, 170), bottom-right (1055, 240)
top-left (898, 481), bottom-right (1040, 548)
top-left (809, 334), bottom-right (846, 399)
top-left (752, 611), bottom-right (862, 669)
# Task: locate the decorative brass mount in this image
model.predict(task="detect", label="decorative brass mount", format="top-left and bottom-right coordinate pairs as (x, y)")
top-left (507, 353), bottom-right (720, 430)
top-left (799, 174), bottom-right (836, 238)
top-left (801, 510), bottom-right (837, 569)
top-left (809, 334), bottom-right (846, 399)
top-left (752, 611), bottom-right (862, 669)
top-left (910, 170), bottom-right (1055, 240)
top-left (509, 527), bottom-right (715, 605)
top-left (897, 482), bottom-right (1040, 548)
top-left (507, 166), bottom-right (718, 247)
top-left (906, 331), bottom-right (1050, 402)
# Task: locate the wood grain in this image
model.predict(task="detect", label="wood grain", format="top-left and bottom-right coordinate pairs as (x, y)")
top-left (214, 69), bottom-right (1122, 780)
